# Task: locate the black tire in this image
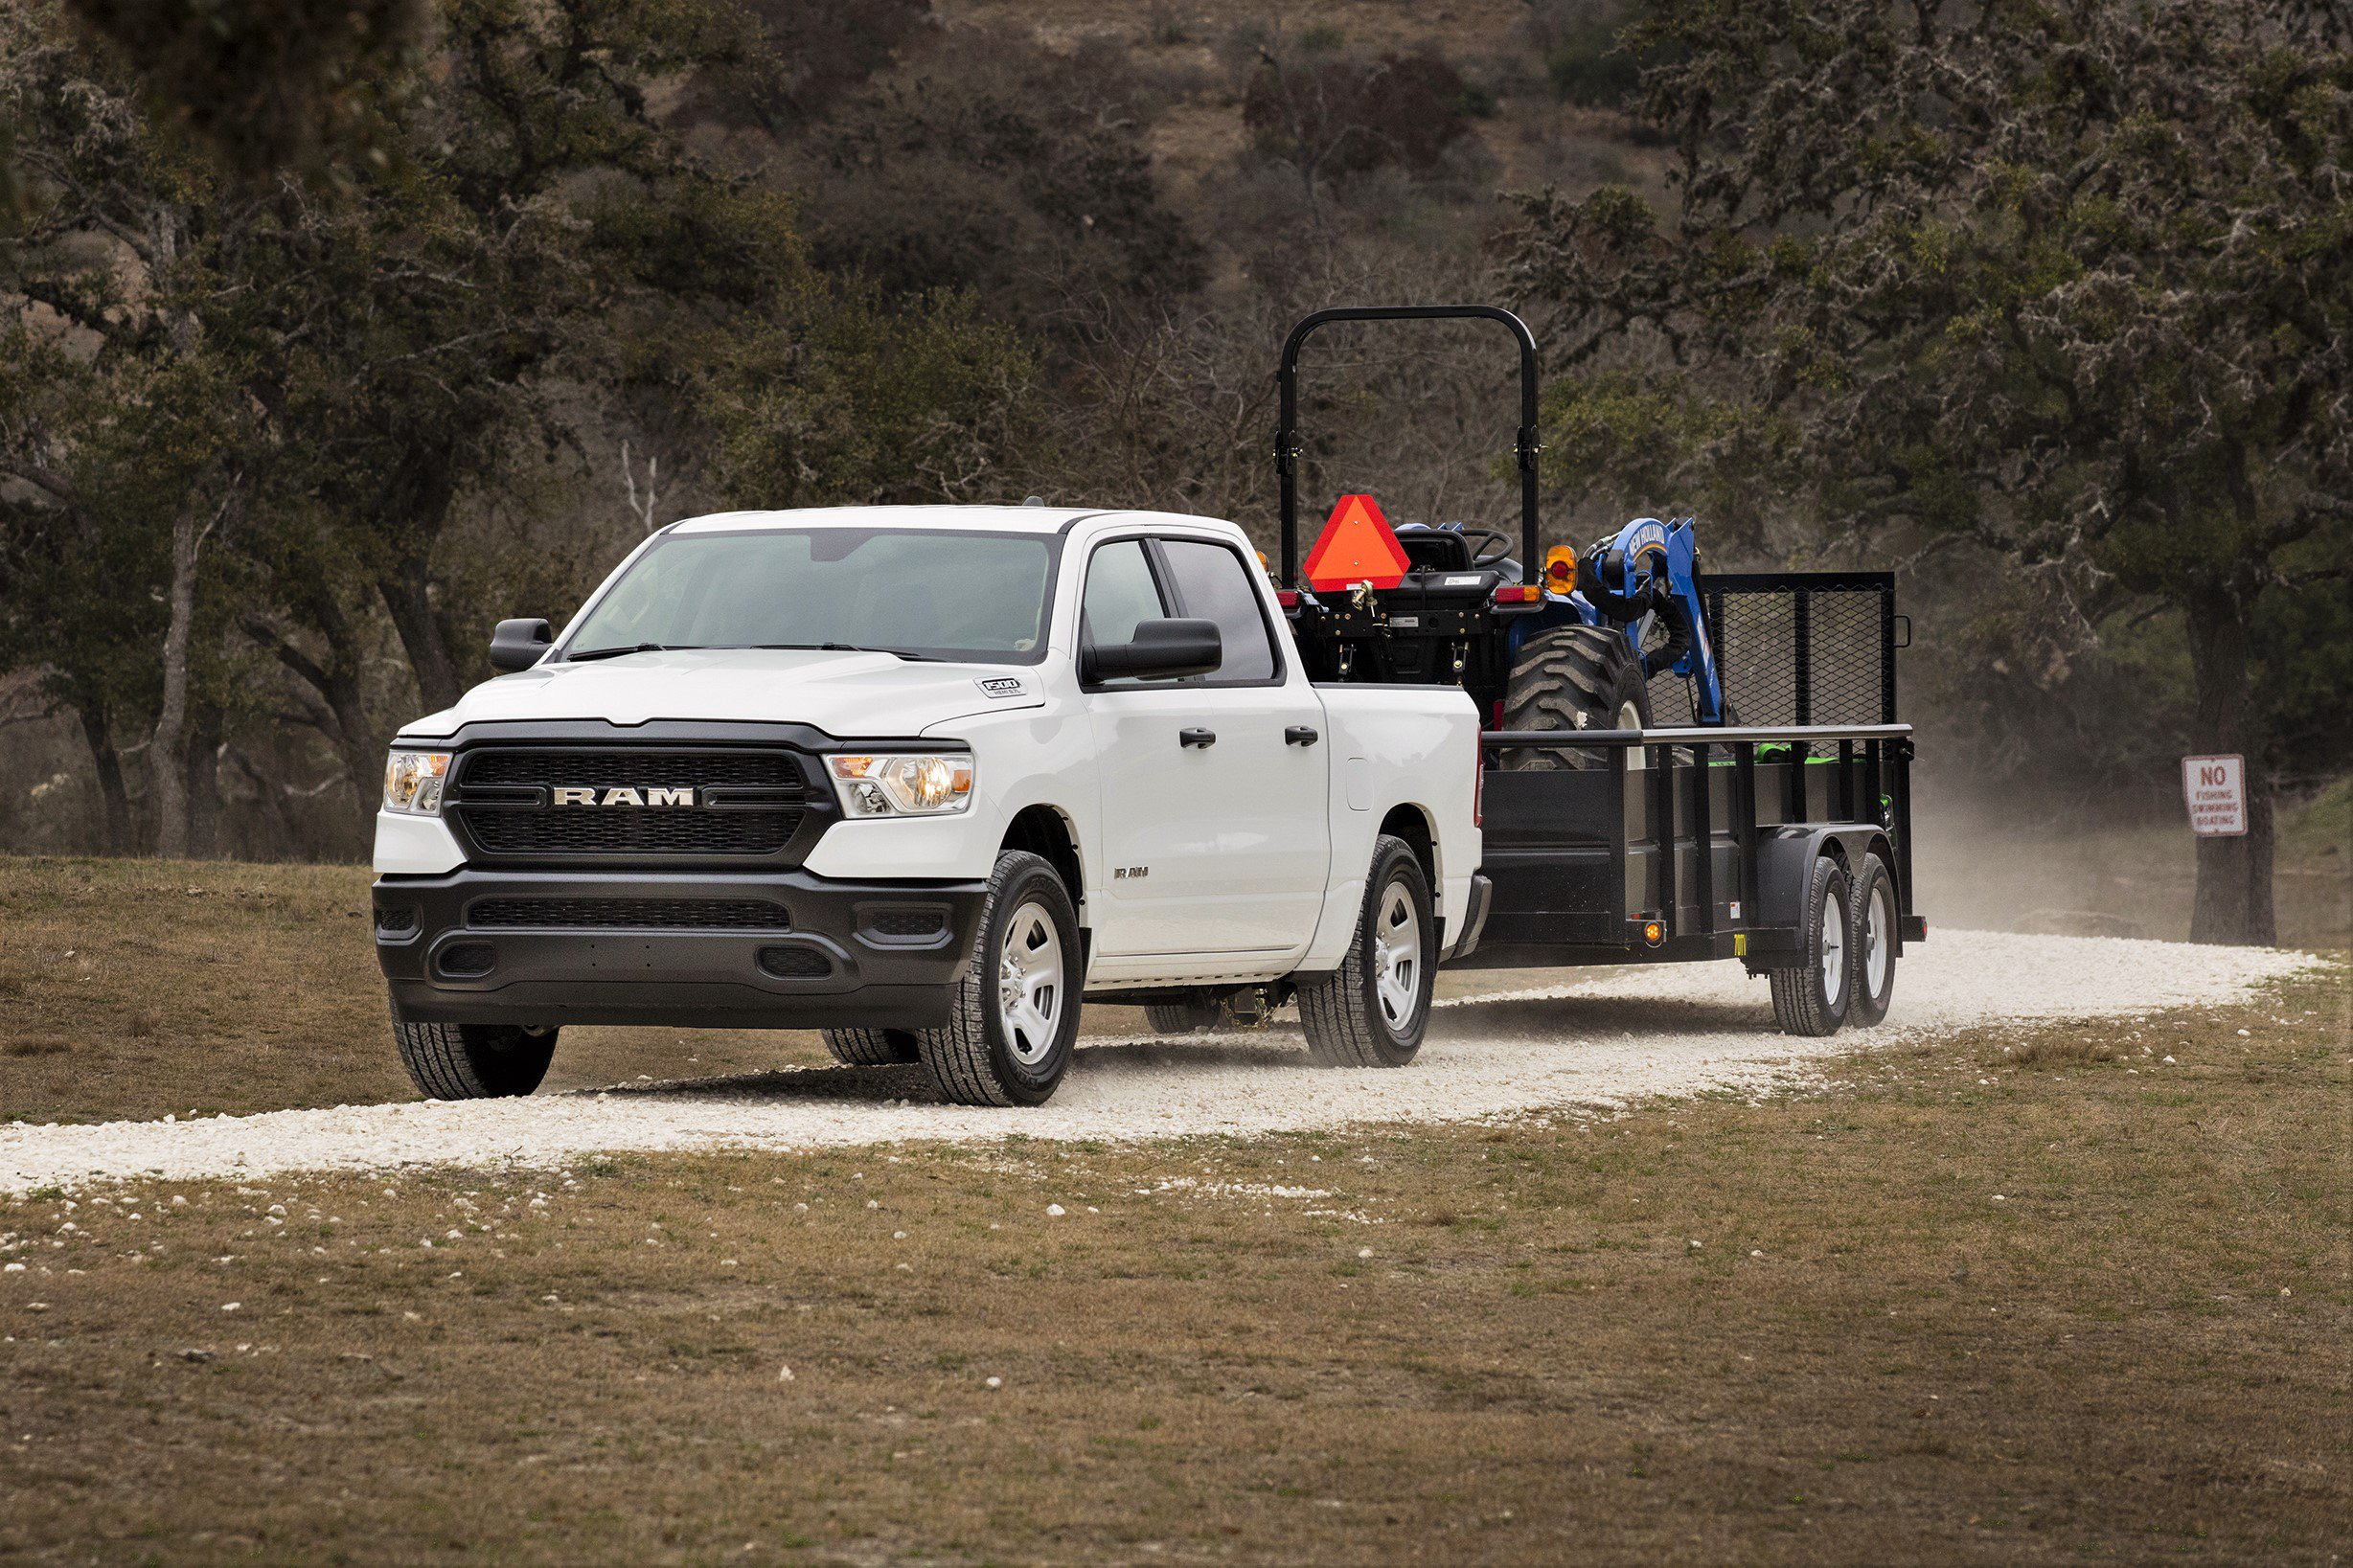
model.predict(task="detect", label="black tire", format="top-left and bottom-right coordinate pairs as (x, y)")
top-left (1499, 624), bottom-right (1653, 770)
top-left (1849, 853), bottom-right (1898, 1027)
top-left (1143, 997), bottom-right (1222, 1034)
top-left (392, 1017), bottom-right (558, 1100)
top-left (821, 1027), bottom-right (923, 1066)
top-left (1769, 856), bottom-right (1852, 1037)
top-left (1296, 835), bottom-right (1435, 1068)
top-left (917, 851), bottom-right (1081, 1106)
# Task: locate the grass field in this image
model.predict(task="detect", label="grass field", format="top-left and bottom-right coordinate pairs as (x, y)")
top-left (3, 861), bottom-right (2348, 1562)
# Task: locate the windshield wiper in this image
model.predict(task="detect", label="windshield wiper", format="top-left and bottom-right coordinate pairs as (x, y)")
top-left (566, 643), bottom-right (693, 663)
top-left (749, 642), bottom-right (941, 662)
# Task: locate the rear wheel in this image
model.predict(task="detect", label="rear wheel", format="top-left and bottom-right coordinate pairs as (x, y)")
top-left (1849, 853), bottom-right (1898, 1027)
top-left (1499, 624), bottom-right (1652, 770)
top-left (393, 1017), bottom-right (558, 1100)
top-left (1769, 856), bottom-right (1852, 1037)
top-left (821, 1027), bottom-right (922, 1066)
top-left (1296, 835), bottom-right (1435, 1068)
top-left (1143, 996), bottom-right (1222, 1034)
top-left (917, 851), bottom-right (1081, 1106)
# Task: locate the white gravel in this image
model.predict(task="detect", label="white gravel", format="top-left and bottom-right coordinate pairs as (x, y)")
top-left (0, 930), bottom-right (2319, 1195)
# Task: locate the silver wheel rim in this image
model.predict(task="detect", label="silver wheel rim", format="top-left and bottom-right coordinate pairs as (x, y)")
top-left (996, 898), bottom-right (1064, 1067)
top-left (1865, 881), bottom-right (1892, 995)
top-left (1620, 698), bottom-right (1648, 770)
top-left (1373, 881), bottom-right (1421, 1029)
top-left (1820, 887), bottom-right (1847, 1001)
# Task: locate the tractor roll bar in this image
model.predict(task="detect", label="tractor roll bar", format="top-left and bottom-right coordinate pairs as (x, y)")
top-left (1274, 305), bottom-right (1542, 588)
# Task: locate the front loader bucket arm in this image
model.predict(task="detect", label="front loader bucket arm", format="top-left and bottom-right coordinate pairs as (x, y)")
top-left (1273, 305), bottom-right (1542, 588)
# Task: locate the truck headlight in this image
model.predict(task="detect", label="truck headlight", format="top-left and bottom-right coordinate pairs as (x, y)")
top-left (383, 750), bottom-right (452, 815)
top-left (827, 754), bottom-right (973, 817)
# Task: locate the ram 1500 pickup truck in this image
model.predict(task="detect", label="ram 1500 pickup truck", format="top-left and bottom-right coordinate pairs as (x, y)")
top-left (373, 505), bottom-right (1485, 1106)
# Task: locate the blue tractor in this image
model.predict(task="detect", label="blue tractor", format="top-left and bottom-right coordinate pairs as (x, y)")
top-left (1275, 306), bottom-right (1727, 761)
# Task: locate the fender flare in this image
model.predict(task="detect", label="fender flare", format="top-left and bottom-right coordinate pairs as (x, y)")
top-left (1746, 825), bottom-right (1901, 970)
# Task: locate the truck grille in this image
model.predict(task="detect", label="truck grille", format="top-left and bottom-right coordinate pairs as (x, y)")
top-left (468, 898), bottom-right (790, 930)
top-left (450, 747), bottom-right (819, 863)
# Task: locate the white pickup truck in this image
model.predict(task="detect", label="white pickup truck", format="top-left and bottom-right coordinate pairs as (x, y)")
top-left (373, 505), bottom-right (1487, 1105)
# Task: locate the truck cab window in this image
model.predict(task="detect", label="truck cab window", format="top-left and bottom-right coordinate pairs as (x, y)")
top-left (1081, 539), bottom-right (1166, 648)
top-left (1158, 538), bottom-right (1277, 684)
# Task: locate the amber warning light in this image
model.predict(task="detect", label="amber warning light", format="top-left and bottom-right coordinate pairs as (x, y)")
top-left (1301, 493), bottom-right (1412, 593)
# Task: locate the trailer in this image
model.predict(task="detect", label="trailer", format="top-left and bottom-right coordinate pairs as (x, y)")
top-left (1271, 305), bottom-right (1926, 1035)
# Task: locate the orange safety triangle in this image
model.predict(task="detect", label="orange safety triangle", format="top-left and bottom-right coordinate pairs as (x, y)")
top-left (1301, 494), bottom-right (1411, 592)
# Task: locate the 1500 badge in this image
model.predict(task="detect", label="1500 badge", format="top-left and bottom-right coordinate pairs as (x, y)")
top-left (975, 676), bottom-right (1025, 699)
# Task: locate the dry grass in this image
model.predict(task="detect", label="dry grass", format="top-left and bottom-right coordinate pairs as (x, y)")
top-left (3, 968), bottom-right (2346, 1563)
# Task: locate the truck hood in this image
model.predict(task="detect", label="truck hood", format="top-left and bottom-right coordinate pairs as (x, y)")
top-left (395, 648), bottom-right (1045, 740)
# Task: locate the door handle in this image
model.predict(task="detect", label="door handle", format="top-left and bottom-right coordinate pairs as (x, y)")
top-left (1285, 725), bottom-right (1319, 747)
top-left (1178, 727), bottom-right (1217, 749)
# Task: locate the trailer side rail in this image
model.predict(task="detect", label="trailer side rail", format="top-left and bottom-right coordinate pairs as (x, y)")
top-left (1473, 722), bottom-right (1918, 965)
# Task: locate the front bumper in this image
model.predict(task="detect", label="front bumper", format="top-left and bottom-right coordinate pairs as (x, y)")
top-left (374, 868), bottom-right (987, 1030)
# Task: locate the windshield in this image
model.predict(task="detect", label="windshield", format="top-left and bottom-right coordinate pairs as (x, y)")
top-left (563, 528), bottom-right (1059, 665)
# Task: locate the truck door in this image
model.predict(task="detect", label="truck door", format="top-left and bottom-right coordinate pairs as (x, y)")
top-left (1083, 534), bottom-right (1331, 957)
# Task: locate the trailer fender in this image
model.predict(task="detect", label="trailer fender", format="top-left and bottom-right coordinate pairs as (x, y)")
top-left (1744, 825), bottom-right (1892, 972)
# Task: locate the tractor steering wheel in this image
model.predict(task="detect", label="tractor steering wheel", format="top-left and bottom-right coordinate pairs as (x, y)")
top-left (1451, 527), bottom-right (1514, 569)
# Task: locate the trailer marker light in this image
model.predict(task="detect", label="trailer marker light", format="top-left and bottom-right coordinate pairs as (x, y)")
top-left (1301, 493), bottom-right (1411, 592)
top-left (1643, 920), bottom-right (1665, 945)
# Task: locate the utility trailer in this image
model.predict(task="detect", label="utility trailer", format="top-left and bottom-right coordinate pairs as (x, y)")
top-left (1270, 305), bottom-right (1927, 1035)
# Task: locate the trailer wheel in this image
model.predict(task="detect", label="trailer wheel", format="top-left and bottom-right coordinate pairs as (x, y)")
top-left (1848, 853), bottom-right (1898, 1027)
top-left (392, 1017), bottom-right (558, 1100)
top-left (1296, 835), bottom-right (1435, 1068)
top-left (1498, 624), bottom-right (1652, 770)
top-left (1769, 856), bottom-right (1853, 1037)
top-left (917, 850), bottom-right (1081, 1106)
top-left (820, 1028), bottom-right (923, 1066)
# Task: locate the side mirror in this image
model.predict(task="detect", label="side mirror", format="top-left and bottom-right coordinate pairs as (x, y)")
top-left (489, 618), bottom-right (553, 672)
top-left (1083, 617), bottom-right (1222, 684)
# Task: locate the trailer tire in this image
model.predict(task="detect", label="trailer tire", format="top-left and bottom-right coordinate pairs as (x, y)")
top-left (1769, 856), bottom-right (1852, 1037)
top-left (392, 1017), bottom-right (558, 1100)
top-left (916, 851), bottom-right (1080, 1106)
top-left (821, 1027), bottom-right (923, 1066)
top-left (1849, 853), bottom-right (1898, 1028)
top-left (1296, 835), bottom-right (1434, 1068)
top-left (1499, 624), bottom-right (1652, 769)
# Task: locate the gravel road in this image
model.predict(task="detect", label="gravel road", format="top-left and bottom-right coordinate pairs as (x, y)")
top-left (0, 930), bottom-right (2319, 1194)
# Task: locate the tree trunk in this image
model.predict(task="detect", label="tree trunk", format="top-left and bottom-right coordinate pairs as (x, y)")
top-left (149, 498), bottom-right (203, 859)
top-left (78, 700), bottom-right (133, 852)
top-left (372, 465), bottom-right (466, 716)
top-left (2183, 586), bottom-right (2277, 945)
top-left (185, 701), bottom-right (224, 859)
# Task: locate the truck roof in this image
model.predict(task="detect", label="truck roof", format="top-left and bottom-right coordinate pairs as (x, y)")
top-left (668, 504), bottom-right (1110, 536)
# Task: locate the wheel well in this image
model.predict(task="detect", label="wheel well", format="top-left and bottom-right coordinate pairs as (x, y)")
top-left (1003, 805), bottom-right (1085, 912)
top-left (1379, 804), bottom-right (1437, 887)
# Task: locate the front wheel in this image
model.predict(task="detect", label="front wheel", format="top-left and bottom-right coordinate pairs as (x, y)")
top-left (1769, 855), bottom-right (1852, 1037)
top-left (393, 1017), bottom-right (558, 1100)
top-left (917, 851), bottom-right (1081, 1106)
top-left (1296, 835), bottom-right (1435, 1068)
top-left (821, 1027), bottom-right (923, 1066)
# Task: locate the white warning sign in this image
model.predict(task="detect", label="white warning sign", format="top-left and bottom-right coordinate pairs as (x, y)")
top-left (2181, 754), bottom-right (2247, 837)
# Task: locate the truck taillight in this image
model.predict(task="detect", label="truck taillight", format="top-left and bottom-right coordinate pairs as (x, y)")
top-left (1473, 742), bottom-right (1484, 829)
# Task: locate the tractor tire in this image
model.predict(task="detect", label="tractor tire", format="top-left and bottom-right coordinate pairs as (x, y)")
top-left (1768, 856), bottom-right (1853, 1037)
top-left (821, 1027), bottom-right (923, 1066)
top-left (1848, 853), bottom-right (1898, 1027)
top-left (1499, 624), bottom-right (1653, 770)
top-left (1143, 997), bottom-right (1222, 1034)
top-left (915, 851), bottom-right (1081, 1106)
top-left (393, 1017), bottom-right (558, 1100)
top-left (1296, 835), bottom-right (1435, 1068)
